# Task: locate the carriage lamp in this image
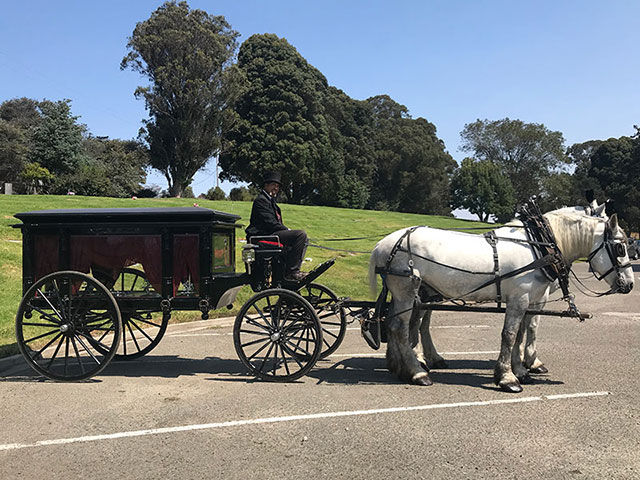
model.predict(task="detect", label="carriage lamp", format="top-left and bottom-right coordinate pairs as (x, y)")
top-left (242, 246), bottom-right (256, 274)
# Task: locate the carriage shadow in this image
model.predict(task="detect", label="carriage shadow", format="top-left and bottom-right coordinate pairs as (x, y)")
top-left (0, 355), bottom-right (565, 389)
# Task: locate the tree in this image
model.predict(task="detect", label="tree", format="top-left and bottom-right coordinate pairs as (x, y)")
top-left (50, 137), bottom-right (149, 197)
top-left (0, 120), bottom-right (28, 185)
top-left (121, 1), bottom-right (241, 197)
top-left (460, 118), bottom-right (568, 205)
top-left (30, 99), bottom-right (85, 177)
top-left (451, 158), bottom-right (516, 222)
top-left (0, 97), bottom-right (41, 129)
top-left (366, 96), bottom-right (455, 215)
top-left (204, 186), bottom-right (226, 200)
top-left (322, 87), bottom-right (376, 208)
top-left (589, 135), bottom-right (640, 232)
top-left (20, 162), bottom-right (54, 194)
top-left (219, 33), bottom-right (336, 204)
top-left (229, 186), bottom-right (253, 201)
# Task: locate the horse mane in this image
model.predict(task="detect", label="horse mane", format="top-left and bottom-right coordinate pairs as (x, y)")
top-left (543, 210), bottom-right (602, 262)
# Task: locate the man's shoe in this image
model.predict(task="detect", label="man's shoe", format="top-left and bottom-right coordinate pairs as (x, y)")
top-left (285, 270), bottom-right (307, 282)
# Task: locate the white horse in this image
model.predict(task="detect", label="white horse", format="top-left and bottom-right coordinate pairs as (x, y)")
top-left (369, 209), bottom-right (633, 392)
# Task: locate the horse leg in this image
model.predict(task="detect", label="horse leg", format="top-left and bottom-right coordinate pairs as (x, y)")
top-left (386, 298), bottom-right (432, 386)
top-left (512, 318), bottom-right (532, 384)
top-left (523, 313), bottom-right (548, 374)
top-left (409, 307), bottom-right (428, 371)
top-left (419, 310), bottom-right (447, 369)
top-left (494, 300), bottom-right (527, 393)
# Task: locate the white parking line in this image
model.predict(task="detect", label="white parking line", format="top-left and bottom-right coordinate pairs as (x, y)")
top-left (0, 391), bottom-right (609, 452)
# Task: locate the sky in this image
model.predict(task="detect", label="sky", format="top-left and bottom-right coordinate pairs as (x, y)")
top-left (1, 0), bottom-right (639, 208)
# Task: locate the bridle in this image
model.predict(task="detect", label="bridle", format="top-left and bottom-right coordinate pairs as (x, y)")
top-left (586, 225), bottom-right (631, 283)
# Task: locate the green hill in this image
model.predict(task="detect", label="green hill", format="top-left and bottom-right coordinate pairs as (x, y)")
top-left (0, 194), bottom-right (489, 358)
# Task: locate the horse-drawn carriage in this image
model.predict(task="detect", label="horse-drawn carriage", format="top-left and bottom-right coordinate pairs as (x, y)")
top-left (12, 200), bottom-right (634, 392)
top-left (12, 207), bottom-right (345, 382)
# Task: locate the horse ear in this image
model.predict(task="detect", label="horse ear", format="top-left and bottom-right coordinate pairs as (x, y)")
top-left (585, 189), bottom-right (594, 203)
top-left (604, 200), bottom-right (616, 216)
top-left (608, 213), bottom-right (619, 230)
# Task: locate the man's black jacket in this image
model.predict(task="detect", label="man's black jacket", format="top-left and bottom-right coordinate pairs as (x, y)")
top-left (245, 191), bottom-right (287, 238)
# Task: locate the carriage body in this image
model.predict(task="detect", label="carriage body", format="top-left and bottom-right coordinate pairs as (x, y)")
top-left (13, 207), bottom-right (345, 382)
top-left (14, 207), bottom-right (245, 313)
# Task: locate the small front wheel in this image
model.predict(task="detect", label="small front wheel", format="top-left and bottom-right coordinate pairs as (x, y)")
top-left (15, 271), bottom-right (121, 381)
top-left (233, 289), bottom-right (322, 381)
top-left (299, 283), bottom-right (347, 358)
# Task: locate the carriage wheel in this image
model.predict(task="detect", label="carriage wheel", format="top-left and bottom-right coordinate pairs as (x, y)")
top-left (112, 311), bottom-right (169, 360)
top-left (298, 283), bottom-right (346, 358)
top-left (233, 289), bottom-right (322, 381)
top-left (108, 268), bottom-right (167, 360)
top-left (15, 271), bottom-right (121, 381)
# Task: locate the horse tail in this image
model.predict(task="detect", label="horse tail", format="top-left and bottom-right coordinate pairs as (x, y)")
top-left (369, 244), bottom-right (381, 297)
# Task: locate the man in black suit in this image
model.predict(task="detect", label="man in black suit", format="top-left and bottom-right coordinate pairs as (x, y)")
top-left (246, 171), bottom-right (308, 281)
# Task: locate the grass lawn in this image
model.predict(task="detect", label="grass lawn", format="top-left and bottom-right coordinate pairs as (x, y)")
top-left (0, 194), bottom-right (490, 358)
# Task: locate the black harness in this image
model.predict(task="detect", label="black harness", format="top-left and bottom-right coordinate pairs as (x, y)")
top-left (374, 201), bottom-right (581, 317)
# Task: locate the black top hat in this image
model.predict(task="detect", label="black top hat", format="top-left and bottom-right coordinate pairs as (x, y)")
top-left (263, 171), bottom-right (281, 185)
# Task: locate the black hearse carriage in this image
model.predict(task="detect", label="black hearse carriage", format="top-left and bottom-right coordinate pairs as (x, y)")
top-left (13, 207), bottom-right (344, 382)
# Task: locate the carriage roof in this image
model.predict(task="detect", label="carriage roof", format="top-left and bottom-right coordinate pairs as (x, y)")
top-left (13, 207), bottom-right (241, 227)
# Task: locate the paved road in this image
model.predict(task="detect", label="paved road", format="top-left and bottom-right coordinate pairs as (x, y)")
top-left (1, 262), bottom-right (639, 479)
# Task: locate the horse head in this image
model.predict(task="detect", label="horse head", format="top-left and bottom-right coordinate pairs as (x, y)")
top-left (587, 214), bottom-right (634, 294)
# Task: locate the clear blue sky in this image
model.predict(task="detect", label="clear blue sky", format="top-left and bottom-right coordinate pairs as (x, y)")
top-left (1, 0), bottom-right (638, 199)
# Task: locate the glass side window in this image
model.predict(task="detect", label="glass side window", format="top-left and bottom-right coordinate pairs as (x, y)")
top-left (213, 234), bottom-right (233, 272)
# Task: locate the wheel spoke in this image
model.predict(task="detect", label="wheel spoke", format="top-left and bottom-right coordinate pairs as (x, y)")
top-left (239, 329), bottom-right (270, 337)
top-left (242, 336), bottom-right (272, 349)
top-left (35, 290), bottom-right (64, 322)
top-left (25, 305), bottom-right (61, 325)
top-left (251, 303), bottom-right (272, 329)
top-left (74, 334), bottom-right (101, 366)
top-left (23, 328), bottom-right (59, 345)
top-left (280, 345), bottom-right (291, 376)
top-left (280, 343), bottom-right (305, 368)
top-left (70, 336), bottom-right (86, 374)
top-left (126, 320), bottom-right (142, 353)
top-left (128, 318), bottom-right (155, 343)
top-left (76, 331), bottom-right (112, 353)
top-left (246, 317), bottom-right (271, 333)
top-left (33, 332), bottom-right (63, 359)
top-left (64, 337), bottom-right (70, 376)
top-left (128, 316), bottom-right (162, 329)
top-left (45, 335), bottom-right (66, 369)
top-left (258, 342), bottom-right (276, 373)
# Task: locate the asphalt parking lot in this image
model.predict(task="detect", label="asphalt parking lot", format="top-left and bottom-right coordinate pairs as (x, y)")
top-left (1, 262), bottom-right (639, 479)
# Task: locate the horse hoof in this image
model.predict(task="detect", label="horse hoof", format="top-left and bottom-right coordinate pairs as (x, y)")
top-left (412, 373), bottom-right (433, 386)
top-left (529, 365), bottom-right (549, 374)
top-left (500, 382), bottom-right (523, 393)
top-left (518, 374), bottom-right (533, 384)
top-left (431, 359), bottom-right (448, 369)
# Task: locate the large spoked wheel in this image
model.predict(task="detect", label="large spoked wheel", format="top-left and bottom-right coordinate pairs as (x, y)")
top-left (298, 283), bottom-right (347, 359)
top-left (15, 271), bottom-right (121, 381)
top-left (233, 289), bottom-right (323, 382)
top-left (108, 268), bottom-right (167, 360)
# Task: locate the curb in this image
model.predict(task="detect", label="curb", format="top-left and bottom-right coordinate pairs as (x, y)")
top-left (0, 353), bottom-right (27, 373)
